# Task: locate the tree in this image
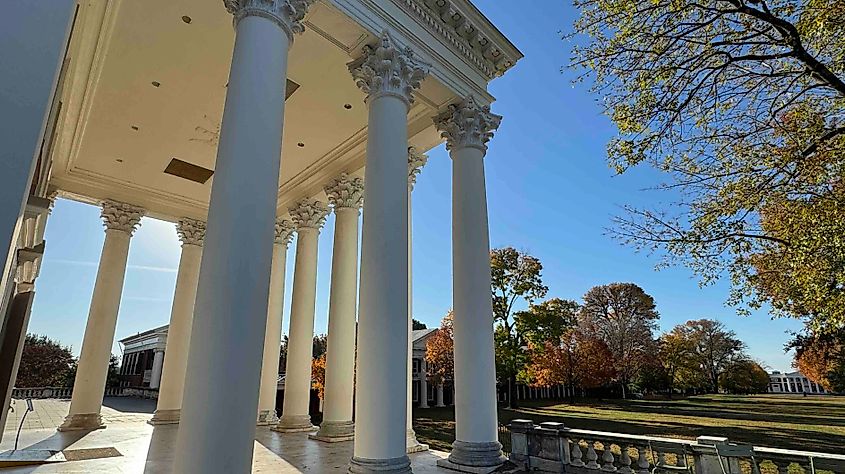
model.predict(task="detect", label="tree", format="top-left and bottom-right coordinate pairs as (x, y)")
top-left (685, 319), bottom-right (746, 392)
top-left (580, 283), bottom-right (659, 398)
top-left (659, 326), bottom-right (695, 396)
top-left (570, 0), bottom-right (845, 333)
top-left (525, 329), bottom-right (616, 403)
top-left (790, 329), bottom-right (845, 393)
top-left (720, 360), bottom-right (771, 394)
top-left (15, 334), bottom-right (75, 388)
top-left (490, 247), bottom-right (548, 407)
top-left (516, 298), bottom-right (580, 347)
top-left (106, 355), bottom-right (121, 388)
top-left (312, 334), bottom-right (328, 359)
top-left (311, 353), bottom-right (326, 400)
top-left (425, 312), bottom-right (454, 387)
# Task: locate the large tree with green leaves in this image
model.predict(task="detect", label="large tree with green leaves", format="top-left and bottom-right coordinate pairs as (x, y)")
top-left (685, 319), bottom-right (747, 392)
top-left (16, 334), bottom-right (75, 388)
top-left (579, 283), bottom-right (660, 398)
top-left (570, 0), bottom-right (845, 333)
top-left (490, 247), bottom-right (548, 408)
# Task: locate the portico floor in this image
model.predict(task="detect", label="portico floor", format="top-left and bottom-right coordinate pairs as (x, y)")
top-left (0, 398), bottom-right (451, 473)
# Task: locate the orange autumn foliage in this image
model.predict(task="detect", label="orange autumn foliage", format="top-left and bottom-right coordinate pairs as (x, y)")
top-left (526, 329), bottom-right (616, 390)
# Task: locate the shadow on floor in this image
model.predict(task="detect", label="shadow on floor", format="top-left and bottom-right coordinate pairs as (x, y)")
top-left (102, 397), bottom-right (156, 414)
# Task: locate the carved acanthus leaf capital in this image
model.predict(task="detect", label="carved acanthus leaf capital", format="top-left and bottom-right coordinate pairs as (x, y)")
top-left (177, 218), bottom-right (206, 247)
top-left (222, 0), bottom-right (315, 41)
top-left (324, 173), bottom-right (364, 211)
top-left (434, 96), bottom-right (502, 153)
top-left (349, 31), bottom-right (430, 106)
top-left (289, 199), bottom-right (329, 231)
top-left (101, 200), bottom-right (145, 235)
top-left (407, 146), bottom-right (428, 189)
top-left (275, 219), bottom-right (295, 246)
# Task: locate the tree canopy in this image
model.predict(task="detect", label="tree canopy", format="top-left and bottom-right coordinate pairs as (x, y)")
top-left (426, 312), bottom-right (455, 386)
top-left (570, 0), bottom-right (845, 333)
top-left (16, 334), bottom-right (75, 388)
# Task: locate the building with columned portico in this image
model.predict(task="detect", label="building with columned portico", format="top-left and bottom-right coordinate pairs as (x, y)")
top-left (1, 0), bottom-right (521, 473)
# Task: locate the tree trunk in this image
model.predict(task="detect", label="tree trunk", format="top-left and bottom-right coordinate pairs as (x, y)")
top-left (508, 375), bottom-right (518, 409)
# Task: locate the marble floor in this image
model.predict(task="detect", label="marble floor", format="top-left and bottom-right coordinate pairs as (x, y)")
top-left (0, 398), bottom-right (452, 473)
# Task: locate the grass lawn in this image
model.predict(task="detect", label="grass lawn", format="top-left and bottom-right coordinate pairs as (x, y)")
top-left (413, 394), bottom-right (845, 454)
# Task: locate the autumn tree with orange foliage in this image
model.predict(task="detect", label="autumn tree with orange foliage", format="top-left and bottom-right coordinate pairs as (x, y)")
top-left (526, 329), bottom-right (616, 403)
top-left (311, 353), bottom-right (326, 400)
top-left (790, 329), bottom-right (845, 393)
top-left (425, 312), bottom-right (454, 387)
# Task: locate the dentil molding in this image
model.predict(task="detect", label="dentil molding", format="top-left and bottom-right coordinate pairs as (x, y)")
top-left (434, 95), bottom-right (501, 152)
top-left (349, 30), bottom-right (431, 106)
top-left (101, 200), bottom-right (145, 235)
top-left (324, 173), bottom-right (364, 211)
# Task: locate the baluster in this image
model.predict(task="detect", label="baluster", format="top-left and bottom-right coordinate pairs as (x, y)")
top-left (601, 441), bottom-right (617, 471)
top-left (636, 446), bottom-right (650, 474)
top-left (618, 444), bottom-right (634, 474)
top-left (570, 438), bottom-right (585, 467)
top-left (773, 460), bottom-right (790, 474)
top-left (586, 440), bottom-right (601, 469)
top-left (657, 450), bottom-right (667, 468)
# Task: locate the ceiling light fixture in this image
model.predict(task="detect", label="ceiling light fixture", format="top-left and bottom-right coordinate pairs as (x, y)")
top-left (181, 15), bottom-right (192, 24)
top-left (343, 103), bottom-right (352, 110)
top-left (151, 81), bottom-right (161, 88)
top-left (297, 142), bottom-right (305, 148)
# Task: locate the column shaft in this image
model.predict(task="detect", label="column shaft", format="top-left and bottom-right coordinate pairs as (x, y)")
top-left (173, 8), bottom-right (296, 472)
top-left (275, 227), bottom-right (320, 431)
top-left (149, 350), bottom-right (165, 389)
top-left (420, 358), bottom-right (428, 408)
top-left (406, 186), bottom-right (427, 453)
top-left (313, 206), bottom-right (359, 441)
top-left (258, 241), bottom-right (288, 425)
top-left (353, 94), bottom-right (410, 467)
top-left (151, 237), bottom-right (202, 424)
top-left (59, 228), bottom-right (132, 431)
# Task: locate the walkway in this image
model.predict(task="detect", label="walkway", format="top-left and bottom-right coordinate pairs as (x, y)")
top-left (0, 398), bottom-right (450, 472)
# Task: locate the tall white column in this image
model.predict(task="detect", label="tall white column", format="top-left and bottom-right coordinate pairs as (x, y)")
top-left (59, 200), bottom-right (144, 431)
top-left (313, 174), bottom-right (363, 442)
top-left (173, 1), bottom-right (313, 472)
top-left (436, 384), bottom-right (445, 407)
top-left (420, 357), bottom-right (429, 409)
top-left (150, 218), bottom-right (205, 425)
top-left (257, 218), bottom-right (294, 425)
top-left (406, 147), bottom-right (428, 454)
top-left (274, 199), bottom-right (328, 432)
top-left (348, 31), bottom-right (429, 474)
top-left (149, 350), bottom-right (165, 389)
top-left (435, 96), bottom-right (505, 471)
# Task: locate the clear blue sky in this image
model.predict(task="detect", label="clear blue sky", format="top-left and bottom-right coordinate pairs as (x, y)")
top-left (29, 1), bottom-right (802, 372)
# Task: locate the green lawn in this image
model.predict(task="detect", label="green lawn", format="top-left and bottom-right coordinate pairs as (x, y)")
top-left (413, 394), bottom-right (845, 454)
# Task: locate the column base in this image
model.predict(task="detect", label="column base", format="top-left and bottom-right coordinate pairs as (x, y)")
top-left (148, 408), bottom-right (180, 425)
top-left (310, 420), bottom-right (354, 442)
top-left (348, 455), bottom-right (411, 474)
top-left (406, 429), bottom-right (429, 453)
top-left (57, 413), bottom-right (105, 432)
top-left (439, 440), bottom-right (505, 471)
top-left (272, 414), bottom-right (317, 433)
top-left (257, 409), bottom-right (279, 426)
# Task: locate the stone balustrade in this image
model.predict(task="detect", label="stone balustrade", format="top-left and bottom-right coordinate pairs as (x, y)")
top-left (11, 386), bottom-right (154, 400)
top-left (509, 419), bottom-right (845, 473)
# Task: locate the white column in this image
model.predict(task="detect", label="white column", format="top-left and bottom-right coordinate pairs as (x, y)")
top-left (313, 174), bottom-right (363, 442)
top-left (257, 219), bottom-right (294, 425)
top-left (274, 199), bottom-right (328, 432)
top-left (149, 350), bottom-right (165, 389)
top-left (435, 96), bottom-right (505, 470)
top-left (59, 200), bottom-right (144, 431)
top-left (436, 384), bottom-right (445, 407)
top-left (150, 219), bottom-right (204, 425)
top-left (406, 147), bottom-right (428, 453)
top-left (173, 1), bottom-right (313, 472)
top-left (420, 358), bottom-right (429, 409)
top-left (348, 31), bottom-right (429, 474)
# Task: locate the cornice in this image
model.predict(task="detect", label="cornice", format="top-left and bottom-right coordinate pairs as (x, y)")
top-left (396, 0), bottom-right (522, 80)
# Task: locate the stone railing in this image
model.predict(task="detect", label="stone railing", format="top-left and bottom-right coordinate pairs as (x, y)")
top-left (10, 386), bottom-right (148, 400)
top-left (509, 419), bottom-right (845, 473)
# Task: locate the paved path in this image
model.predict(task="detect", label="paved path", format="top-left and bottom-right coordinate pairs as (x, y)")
top-left (5, 398), bottom-right (155, 432)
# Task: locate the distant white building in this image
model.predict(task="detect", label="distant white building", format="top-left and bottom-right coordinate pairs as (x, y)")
top-left (768, 370), bottom-right (827, 394)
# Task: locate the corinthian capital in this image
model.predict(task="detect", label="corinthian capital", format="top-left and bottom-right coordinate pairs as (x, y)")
top-left (434, 96), bottom-right (502, 153)
top-left (349, 31), bottom-right (430, 107)
top-left (289, 199), bottom-right (329, 231)
top-left (275, 218), bottom-right (295, 246)
top-left (177, 218), bottom-right (206, 247)
top-left (407, 147), bottom-right (428, 190)
top-left (223, 0), bottom-right (314, 41)
top-left (101, 200), bottom-right (144, 235)
top-left (324, 173), bottom-right (364, 211)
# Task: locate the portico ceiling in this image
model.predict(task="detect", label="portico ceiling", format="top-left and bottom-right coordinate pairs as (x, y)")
top-left (48, 0), bottom-right (521, 222)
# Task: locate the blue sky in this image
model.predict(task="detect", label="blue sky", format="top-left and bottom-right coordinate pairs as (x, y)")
top-left (29, 1), bottom-right (802, 372)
